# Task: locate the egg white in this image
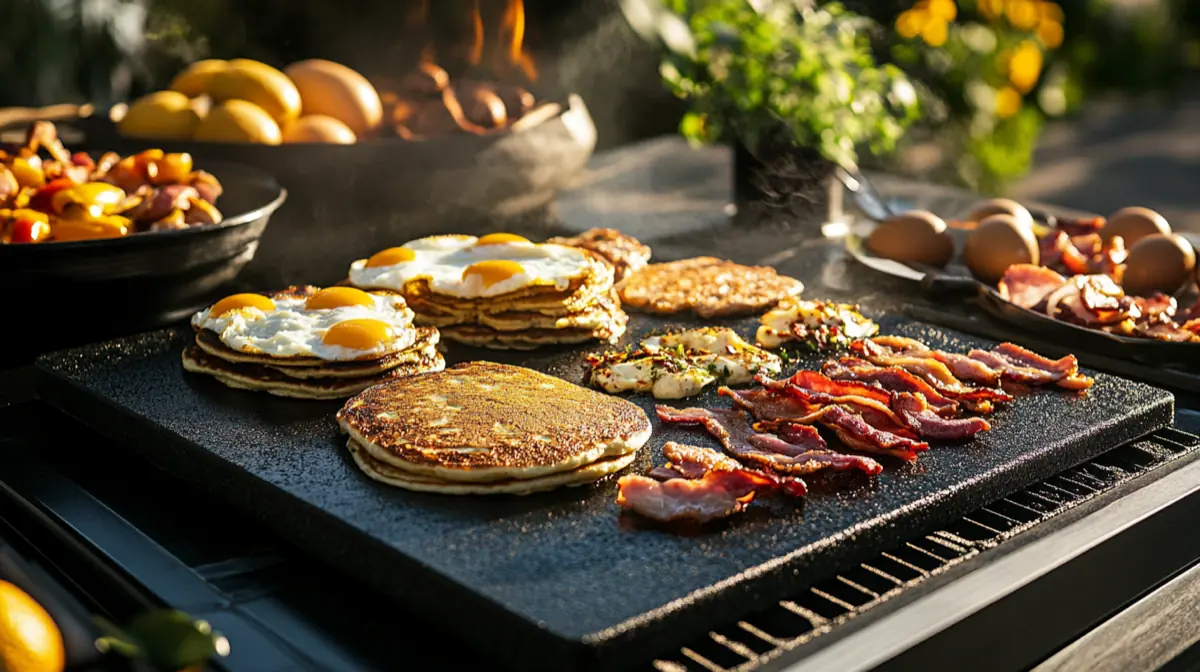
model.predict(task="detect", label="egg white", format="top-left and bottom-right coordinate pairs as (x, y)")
top-left (591, 327), bottom-right (782, 399)
top-left (347, 236), bottom-right (595, 298)
top-left (191, 293), bottom-right (417, 360)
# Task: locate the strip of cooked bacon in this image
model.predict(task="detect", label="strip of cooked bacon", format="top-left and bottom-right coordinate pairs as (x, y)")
top-left (1056, 216), bottom-right (1105, 238)
top-left (999, 264), bottom-right (1067, 310)
top-left (866, 336), bottom-right (1002, 387)
top-left (992, 342), bottom-right (1093, 390)
top-left (818, 406), bottom-right (927, 462)
top-left (850, 340), bottom-right (1011, 411)
top-left (757, 371), bottom-right (909, 426)
top-left (655, 406), bottom-right (880, 475)
top-left (645, 442), bottom-right (809, 496)
top-left (756, 374), bottom-right (920, 440)
top-left (616, 472), bottom-right (765, 523)
top-left (718, 386), bottom-right (828, 424)
top-left (891, 393), bottom-right (991, 440)
top-left (776, 370), bottom-right (893, 405)
top-left (821, 358), bottom-right (960, 417)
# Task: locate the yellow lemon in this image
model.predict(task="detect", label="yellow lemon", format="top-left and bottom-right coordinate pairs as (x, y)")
top-left (168, 59), bottom-right (228, 97)
top-left (895, 10), bottom-right (925, 39)
top-left (282, 115), bottom-right (357, 144)
top-left (117, 91), bottom-right (202, 140)
top-left (206, 59), bottom-right (301, 126)
top-left (922, 18), bottom-right (949, 47)
top-left (1004, 0), bottom-right (1041, 30)
top-left (928, 0), bottom-right (957, 22)
top-left (1009, 40), bottom-right (1044, 93)
top-left (0, 581), bottom-right (65, 672)
top-left (193, 99), bottom-right (282, 144)
top-left (1037, 19), bottom-right (1064, 49)
top-left (995, 86), bottom-right (1022, 118)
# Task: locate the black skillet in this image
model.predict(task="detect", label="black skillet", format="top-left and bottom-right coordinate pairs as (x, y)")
top-left (838, 169), bottom-right (1200, 368)
top-left (0, 158), bottom-right (287, 365)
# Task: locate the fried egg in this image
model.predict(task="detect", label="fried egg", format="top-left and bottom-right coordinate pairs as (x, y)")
top-left (191, 287), bottom-right (418, 360)
top-left (756, 298), bottom-right (879, 349)
top-left (588, 327), bottom-right (782, 399)
top-left (347, 234), bottom-right (595, 298)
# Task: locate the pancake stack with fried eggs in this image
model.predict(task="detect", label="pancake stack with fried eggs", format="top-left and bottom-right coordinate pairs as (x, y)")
top-left (346, 234), bottom-right (628, 349)
top-left (337, 361), bottom-right (651, 495)
top-left (183, 285), bottom-right (445, 399)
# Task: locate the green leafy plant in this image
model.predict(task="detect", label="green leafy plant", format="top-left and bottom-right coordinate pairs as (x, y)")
top-left (626, 0), bottom-right (920, 169)
top-left (886, 0), bottom-right (1067, 191)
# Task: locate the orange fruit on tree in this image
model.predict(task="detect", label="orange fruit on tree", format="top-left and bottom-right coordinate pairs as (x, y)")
top-left (0, 580), bottom-right (65, 672)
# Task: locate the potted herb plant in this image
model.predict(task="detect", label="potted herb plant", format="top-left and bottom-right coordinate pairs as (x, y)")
top-left (622, 0), bottom-right (920, 215)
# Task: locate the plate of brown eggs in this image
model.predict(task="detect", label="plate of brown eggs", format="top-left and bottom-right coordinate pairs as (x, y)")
top-left (847, 197), bottom-right (1200, 364)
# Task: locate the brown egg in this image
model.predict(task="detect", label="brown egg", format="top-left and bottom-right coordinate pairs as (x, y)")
top-left (1101, 206), bottom-right (1171, 247)
top-left (963, 214), bottom-right (1040, 285)
top-left (866, 210), bottom-right (955, 267)
top-left (1120, 233), bottom-right (1196, 296)
top-left (968, 198), bottom-right (1033, 228)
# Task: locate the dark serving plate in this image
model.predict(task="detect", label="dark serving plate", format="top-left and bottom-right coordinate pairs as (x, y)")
top-left (846, 218), bottom-right (1200, 368)
top-left (2, 97), bottom-right (597, 288)
top-left (0, 160), bottom-right (286, 362)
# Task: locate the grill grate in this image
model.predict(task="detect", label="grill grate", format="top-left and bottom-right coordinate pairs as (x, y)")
top-left (652, 428), bottom-right (1200, 672)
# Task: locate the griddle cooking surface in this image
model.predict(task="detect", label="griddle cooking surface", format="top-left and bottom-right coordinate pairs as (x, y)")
top-left (36, 314), bottom-right (1173, 670)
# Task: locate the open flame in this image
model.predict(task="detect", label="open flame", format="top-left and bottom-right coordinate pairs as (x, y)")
top-left (496, 0), bottom-right (537, 81)
top-left (410, 0), bottom-right (536, 82)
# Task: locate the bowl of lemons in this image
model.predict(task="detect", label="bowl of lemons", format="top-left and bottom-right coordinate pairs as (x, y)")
top-left (51, 56), bottom-right (597, 289)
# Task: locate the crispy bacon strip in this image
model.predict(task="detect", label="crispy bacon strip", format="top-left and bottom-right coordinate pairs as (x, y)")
top-left (777, 370), bottom-right (892, 405)
top-left (991, 342), bottom-right (1093, 390)
top-left (655, 406), bottom-right (880, 475)
top-left (821, 358), bottom-right (960, 416)
top-left (645, 442), bottom-right (808, 496)
top-left (999, 264), bottom-right (1066, 310)
top-left (866, 336), bottom-right (1002, 387)
top-left (617, 472), bottom-right (766, 523)
top-left (647, 441), bottom-right (739, 480)
top-left (850, 340), bottom-right (1011, 411)
top-left (718, 386), bottom-right (828, 425)
top-left (891, 393), bottom-right (990, 440)
top-left (758, 377), bottom-right (919, 440)
top-left (818, 406), bottom-right (927, 462)
top-left (756, 373), bottom-right (911, 433)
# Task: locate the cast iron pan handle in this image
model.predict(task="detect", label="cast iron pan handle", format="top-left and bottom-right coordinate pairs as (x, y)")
top-left (918, 266), bottom-right (983, 297)
top-left (0, 104), bottom-right (93, 133)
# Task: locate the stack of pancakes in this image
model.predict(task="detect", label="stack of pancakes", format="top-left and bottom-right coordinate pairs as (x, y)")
top-left (346, 234), bottom-right (629, 350)
top-left (183, 286), bottom-right (445, 400)
top-left (338, 361), bottom-right (651, 495)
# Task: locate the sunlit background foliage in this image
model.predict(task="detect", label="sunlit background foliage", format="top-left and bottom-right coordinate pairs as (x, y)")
top-left (1, 0), bottom-right (1197, 192)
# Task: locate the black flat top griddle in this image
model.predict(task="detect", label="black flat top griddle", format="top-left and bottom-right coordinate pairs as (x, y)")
top-left (35, 312), bottom-right (1173, 671)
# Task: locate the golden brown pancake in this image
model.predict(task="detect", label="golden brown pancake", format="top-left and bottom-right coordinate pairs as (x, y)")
top-left (337, 361), bottom-right (651, 482)
top-left (347, 440), bottom-right (636, 495)
top-left (546, 228), bottom-right (652, 282)
top-left (182, 345), bottom-right (446, 399)
top-left (618, 257), bottom-right (804, 318)
top-left (414, 290), bottom-right (623, 332)
top-left (437, 317), bottom-right (627, 350)
top-left (193, 327), bottom-right (439, 373)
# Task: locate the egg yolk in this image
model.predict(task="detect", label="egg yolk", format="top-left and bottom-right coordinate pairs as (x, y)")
top-left (475, 233), bottom-right (530, 246)
top-left (365, 247), bottom-right (416, 267)
top-left (462, 260), bottom-right (525, 288)
top-left (210, 293), bottom-right (275, 317)
top-left (305, 287), bottom-right (376, 310)
top-left (322, 319), bottom-right (396, 350)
